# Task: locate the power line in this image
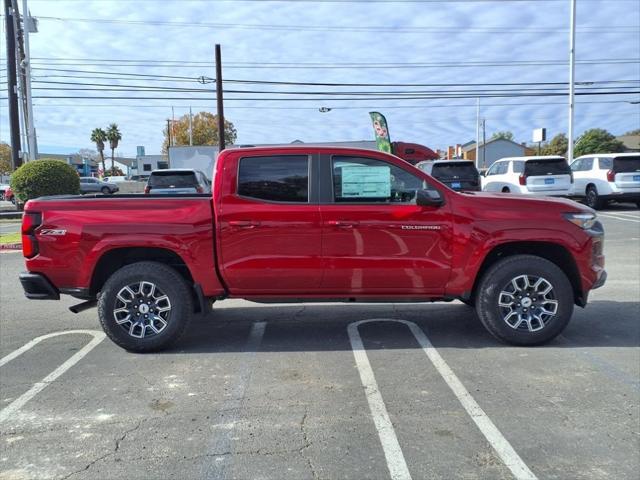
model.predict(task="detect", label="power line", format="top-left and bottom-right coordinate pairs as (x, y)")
top-left (34, 15), bottom-right (640, 34)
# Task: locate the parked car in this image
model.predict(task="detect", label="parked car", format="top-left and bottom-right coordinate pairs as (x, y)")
top-left (19, 146), bottom-right (606, 352)
top-left (0, 183), bottom-right (10, 201)
top-left (481, 156), bottom-right (573, 197)
top-left (569, 153), bottom-right (640, 209)
top-left (3, 186), bottom-right (15, 204)
top-left (127, 174), bottom-right (150, 182)
top-left (416, 160), bottom-right (481, 191)
top-left (79, 177), bottom-right (119, 195)
top-left (144, 169), bottom-right (211, 194)
top-left (102, 176), bottom-right (127, 183)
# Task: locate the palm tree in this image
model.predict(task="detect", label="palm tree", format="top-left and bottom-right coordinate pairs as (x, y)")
top-left (106, 123), bottom-right (122, 172)
top-left (90, 128), bottom-right (107, 173)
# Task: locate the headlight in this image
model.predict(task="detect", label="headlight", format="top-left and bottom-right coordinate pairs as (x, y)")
top-left (564, 212), bottom-right (597, 229)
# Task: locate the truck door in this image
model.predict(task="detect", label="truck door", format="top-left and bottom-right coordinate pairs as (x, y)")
top-left (217, 153), bottom-right (323, 294)
top-left (319, 154), bottom-right (452, 295)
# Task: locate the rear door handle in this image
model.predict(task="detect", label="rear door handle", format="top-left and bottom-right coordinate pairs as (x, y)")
top-left (327, 220), bottom-right (359, 228)
top-left (229, 220), bottom-right (261, 229)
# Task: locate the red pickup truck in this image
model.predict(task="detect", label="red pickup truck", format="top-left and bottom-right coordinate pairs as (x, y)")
top-left (19, 146), bottom-right (606, 352)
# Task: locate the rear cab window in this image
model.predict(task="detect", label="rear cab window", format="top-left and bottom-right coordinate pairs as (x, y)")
top-left (524, 158), bottom-right (571, 176)
top-left (149, 171), bottom-right (198, 188)
top-left (237, 155), bottom-right (309, 202)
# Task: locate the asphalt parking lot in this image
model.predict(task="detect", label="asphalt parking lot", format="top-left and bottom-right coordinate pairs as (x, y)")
top-left (1, 206), bottom-right (638, 480)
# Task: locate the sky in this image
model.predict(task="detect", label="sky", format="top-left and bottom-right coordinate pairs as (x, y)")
top-left (1, 0), bottom-right (639, 157)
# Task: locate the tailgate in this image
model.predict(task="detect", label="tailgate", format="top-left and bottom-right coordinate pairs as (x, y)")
top-left (524, 158), bottom-right (572, 192)
top-left (527, 174), bottom-right (572, 192)
top-left (613, 156), bottom-right (640, 190)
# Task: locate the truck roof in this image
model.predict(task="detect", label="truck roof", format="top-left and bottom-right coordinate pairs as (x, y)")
top-left (221, 145), bottom-right (403, 158)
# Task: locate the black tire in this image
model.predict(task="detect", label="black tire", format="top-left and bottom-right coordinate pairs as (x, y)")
top-left (97, 261), bottom-right (193, 352)
top-left (635, 201), bottom-right (640, 209)
top-left (475, 255), bottom-right (574, 346)
top-left (501, 187), bottom-right (510, 193)
top-left (585, 185), bottom-right (604, 210)
top-left (460, 298), bottom-right (475, 308)
top-left (101, 186), bottom-right (111, 195)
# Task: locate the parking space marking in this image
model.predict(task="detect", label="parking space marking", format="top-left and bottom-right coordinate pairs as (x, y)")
top-left (0, 330), bottom-right (106, 423)
top-left (202, 321), bottom-right (266, 479)
top-left (349, 319), bottom-right (537, 480)
top-left (598, 213), bottom-right (640, 223)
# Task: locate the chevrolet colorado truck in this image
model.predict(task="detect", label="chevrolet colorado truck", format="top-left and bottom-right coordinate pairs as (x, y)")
top-left (19, 146), bottom-right (606, 352)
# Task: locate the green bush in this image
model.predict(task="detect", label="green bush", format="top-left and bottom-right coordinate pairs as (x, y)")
top-left (10, 159), bottom-right (80, 203)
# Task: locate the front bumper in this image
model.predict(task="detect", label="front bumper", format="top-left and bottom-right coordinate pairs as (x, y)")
top-left (19, 272), bottom-right (60, 300)
top-left (592, 269), bottom-right (607, 290)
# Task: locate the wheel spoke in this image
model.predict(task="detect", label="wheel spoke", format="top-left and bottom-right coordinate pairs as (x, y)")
top-left (114, 282), bottom-right (171, 339)
top-left (499, 274), bottom-right (557, 332)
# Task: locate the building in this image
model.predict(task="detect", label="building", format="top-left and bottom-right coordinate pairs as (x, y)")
top-left (462, 138), bottom-right (536, 168)
top-left (616, 134), bottom-right (640, 152)
top-left (131, 154), bottom-right (168, 176)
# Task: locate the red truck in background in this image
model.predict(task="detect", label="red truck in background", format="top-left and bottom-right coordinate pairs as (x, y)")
top-left (392, 141), bottom-right (439, 165)
top-left (19, 146), bottom-right (606, 352)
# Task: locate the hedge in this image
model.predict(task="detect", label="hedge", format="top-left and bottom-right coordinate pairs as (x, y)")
top-left (10, 159), bottom-right (80, 203)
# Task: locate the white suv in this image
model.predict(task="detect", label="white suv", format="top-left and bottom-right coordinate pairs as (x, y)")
top-left (481, 156), bottom-right (573, 196)
top-left (570, 153), bottom-right (640, 209)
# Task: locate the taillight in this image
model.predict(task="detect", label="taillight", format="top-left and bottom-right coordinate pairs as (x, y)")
top-left (144, 186), bottom-right (151, 194)
top-left (519, 174), bottom-right (527, 186)
top-left (607, 170), bottom-right (615, 182)
top-left (196, 185), bottom-right (204, 194)
top-left (22, 212), bottom-right (42, 258)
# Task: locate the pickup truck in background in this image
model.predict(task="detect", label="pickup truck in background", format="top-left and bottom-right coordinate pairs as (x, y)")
top-left (19, 146), bottom-right (606, 352)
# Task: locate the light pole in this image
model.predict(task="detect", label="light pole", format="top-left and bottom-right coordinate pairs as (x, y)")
top-left (475, 98), bottom-right (480, 168)
top-left (22, 0), bottom-right (37, 160)
top-left (567, 0), bottom-right (577, 164)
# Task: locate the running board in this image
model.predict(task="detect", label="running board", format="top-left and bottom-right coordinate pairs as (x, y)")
top-left (69, 300), bottom-right (97, 314)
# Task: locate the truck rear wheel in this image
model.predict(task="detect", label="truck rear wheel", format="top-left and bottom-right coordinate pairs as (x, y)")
top-left (97, 261), bottom-right (193, 352)
top-left (475, 255), bottom-right (573, 346)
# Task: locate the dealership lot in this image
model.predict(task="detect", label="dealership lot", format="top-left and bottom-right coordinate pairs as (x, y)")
top-left (1, 207), bottom-right (638, 480)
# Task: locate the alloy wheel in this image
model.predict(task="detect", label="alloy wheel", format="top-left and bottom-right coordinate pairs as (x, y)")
top-left (498, 275), bottom-right (558, 332)
top-left (112, 281), bottom-right (172, 338)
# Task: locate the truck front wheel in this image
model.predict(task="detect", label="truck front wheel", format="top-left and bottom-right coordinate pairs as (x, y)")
top-left (475, 255), bottom-right (574, 345)
top-left (97, 261), bottom-right (193, 352)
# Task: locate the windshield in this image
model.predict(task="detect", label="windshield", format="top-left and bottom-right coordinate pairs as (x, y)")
top-left (524, 158), bottom-right (570, 176)
top-left (148, 171), bottom-right (197, 188)
top-left (431, 163), bottom-right (478, 179)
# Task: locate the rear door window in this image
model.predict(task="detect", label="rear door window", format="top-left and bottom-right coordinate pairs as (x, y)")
top-left (512, 161), bottom-right (525, 174)
top-left (238, 155), bottom-right (309, 202)
top-left (598, 158), bottom-right (613, 170)
top-left (431, 163), bottom-right (478, 179)
top-left (524, 158), bottom-right (570, 176)
top-left (613, 155), bottom-right (640, 172)
top-left (149, 171), bottom-right (198, 188)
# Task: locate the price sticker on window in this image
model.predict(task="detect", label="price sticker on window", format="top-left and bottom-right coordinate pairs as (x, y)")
top-left (341, 166), bottom-right (391, 198)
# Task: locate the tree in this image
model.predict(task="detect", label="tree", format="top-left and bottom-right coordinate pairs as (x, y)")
top-left (162, 111), bottom-right (237, 153)
top-left (540, 133), bottom-right (569, 156)
top-left (106, 123), bottom-right (122, 171)
top-left (90, 128), bottom-right (107, 173)
top-left (104, 166), bottom-right (124, 177)
top-left (623, 128), bottom-right (640, 136)
top-left (574, 128), bottom-right (625, 157)
top-left (491, 131), bottom-right (514, 141)
top-left (0, 142), bottom-right (12, 175)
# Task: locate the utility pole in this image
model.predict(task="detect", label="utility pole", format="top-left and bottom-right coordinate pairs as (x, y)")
top-left (12, 0), bottom-right (28, 156)
top-left (475, 98), bottom-right (480, 168)
top-left (567, 0), bottom-right (577, 164)
top-left (215, 44), bottom-right (225, 151)
top-left (22, 0), bottom-right (37, 160)
top-left (4, 0), bottom-right (22, 169)
top-left (189, 106), bottom-right (193, 146)
top-left (481, 119), bottom-right (486, 168)
top-left (166, 119), bottom-right (172, 148)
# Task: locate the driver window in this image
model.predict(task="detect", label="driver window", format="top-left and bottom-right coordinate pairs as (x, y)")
top-left (332, 156), bottom-right (428, 204)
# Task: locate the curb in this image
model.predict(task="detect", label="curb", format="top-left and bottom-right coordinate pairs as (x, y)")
top-left (0, 243), bottom-right (22, 250)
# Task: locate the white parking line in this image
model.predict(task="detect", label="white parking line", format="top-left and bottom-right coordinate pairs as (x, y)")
top-left (0, 330), bottom-right (106, 423)
top-left (348, 319), bottom-right (537, 480)
top-left (598, 213), bottom-right (640, 223)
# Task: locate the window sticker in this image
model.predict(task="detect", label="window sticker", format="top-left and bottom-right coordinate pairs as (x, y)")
top-left (341, 166), bottom-right (391, 198)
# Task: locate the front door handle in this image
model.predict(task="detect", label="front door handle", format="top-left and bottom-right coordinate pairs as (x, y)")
top-left (229, 220), bottom-right (261, 229)
top-left (327, 220), bottom-right (359, 228)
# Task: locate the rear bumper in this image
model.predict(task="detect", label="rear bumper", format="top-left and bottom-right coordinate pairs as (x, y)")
top-left (19, 272), bottom-right (60, 300)
top-left (601, 191), bottom-right (640, 202)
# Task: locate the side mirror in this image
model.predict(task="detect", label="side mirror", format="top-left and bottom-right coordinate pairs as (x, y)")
top-left (416, 189), bottom-right (444, 207)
